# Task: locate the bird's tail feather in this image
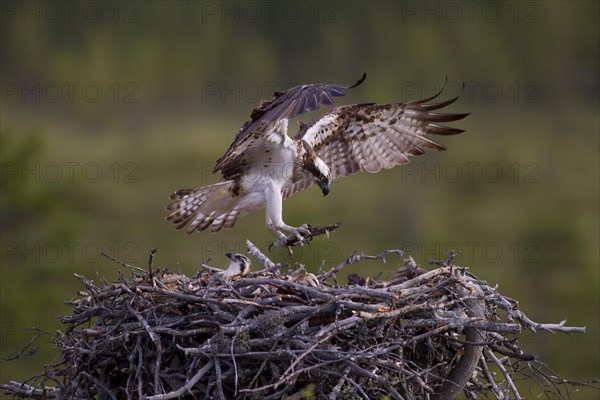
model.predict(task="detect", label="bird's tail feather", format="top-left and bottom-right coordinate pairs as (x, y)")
top-left (165, 181), bottom-right (243, 234)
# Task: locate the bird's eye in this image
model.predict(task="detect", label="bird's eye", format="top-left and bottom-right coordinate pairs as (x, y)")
top-left (320, 175), bottom-right (327, 182)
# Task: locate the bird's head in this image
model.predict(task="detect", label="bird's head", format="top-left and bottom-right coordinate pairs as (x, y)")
top-left (300, 140), bottom-right (331, 196)
top-left (313, 157), bottom-right (331, 196)
top-left (224, 253), bottom-right (251, 278)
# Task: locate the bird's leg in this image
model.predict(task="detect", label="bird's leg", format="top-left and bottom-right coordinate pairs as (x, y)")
top-left (265, 188), bottom-right (311, 242)
top-left (266, 215), bottom-right (287, 240)
top-left (265, 191), bottom-right (288, 240)
top-left (268, 219), bottom-right (310, 242)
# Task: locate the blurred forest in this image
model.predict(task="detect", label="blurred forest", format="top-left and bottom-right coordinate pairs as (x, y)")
top-left (1, 1), bottom-right (598, 397)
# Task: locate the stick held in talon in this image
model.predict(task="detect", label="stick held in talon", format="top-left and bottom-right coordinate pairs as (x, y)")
top-left (270, 223), bottom-right (341, 249)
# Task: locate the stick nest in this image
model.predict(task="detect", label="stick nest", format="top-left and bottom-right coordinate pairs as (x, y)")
top-left (1, 243), bottom-right (591, 400)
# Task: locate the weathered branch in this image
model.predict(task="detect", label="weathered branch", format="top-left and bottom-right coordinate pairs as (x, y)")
top-left (269, 223), bottom-right (341, 251)
top-left (146, 360), bottom-right (215, 400)
top-left (318, 248), bottom-right (403, 281)
top-left (432, 280), bottom-right (486, 400)
top-left (246, 239), bottom-right (279, 272)
top-left (0, 382), bottom-right (61, 399)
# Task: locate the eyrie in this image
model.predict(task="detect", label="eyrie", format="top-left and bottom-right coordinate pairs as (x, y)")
top-left (166, 74), bottom-right (468, 242)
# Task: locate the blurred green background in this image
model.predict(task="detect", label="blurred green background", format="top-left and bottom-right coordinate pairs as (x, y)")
top-left (1, 1), bottom-right (598, 397)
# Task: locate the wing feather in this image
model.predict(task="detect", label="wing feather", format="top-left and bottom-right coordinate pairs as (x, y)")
top-left (285, 85), bottom-right (468, 197)
top-left (213, 73), bottom-right (367, 179)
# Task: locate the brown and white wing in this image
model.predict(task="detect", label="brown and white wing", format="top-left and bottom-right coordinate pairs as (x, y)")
top-left (213, 73), bottom-right (366, 180)
top-left (285, 86), bottom-right (469, 198)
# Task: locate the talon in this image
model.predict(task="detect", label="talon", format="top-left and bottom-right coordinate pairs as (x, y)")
top-left (297, 226), bottom-right (312, 240)
top-left (269, 224), bottom-right (317, 249)
top-left (292, 233), bottom-right (306, 246)
top-left (290, 227), bottom-right (312, 245)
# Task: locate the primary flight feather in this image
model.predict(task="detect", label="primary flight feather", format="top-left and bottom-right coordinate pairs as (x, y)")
top-left (166, 73), bottom-right (469, 240)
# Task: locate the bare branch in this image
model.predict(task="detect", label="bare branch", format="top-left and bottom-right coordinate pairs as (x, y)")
top-left (146, 360), bottom-right (215, 400)
top-left (246, 239), bottom-right (280, 272)
top-left (318, 248), bottom-right (403, 281)
top-left (269, 223), bottom-right (341, 251)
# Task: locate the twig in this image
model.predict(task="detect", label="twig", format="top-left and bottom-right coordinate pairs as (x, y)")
top-left (148, 247), bottom-right (158, 277)
top-left (485, 348), bottom-right (523, 400)
top-left (318, 249), bottom-right (403, 281)
top-left (127, 304), bottom-right (162, 394)
top-left (230, 335), bottom-right (239, 396)
top-left (3, 329), bottom-right (49, 361)
top-left (328, 365), bottom-right (352, 400)
top-left (101, 251), bottom-right (147, 274)
top-left (512, 311), bottom-right (586, 334)
top-left (146, 360), bottom-right (215, 400)
top-left (479, 355), bottom-right (506, 399)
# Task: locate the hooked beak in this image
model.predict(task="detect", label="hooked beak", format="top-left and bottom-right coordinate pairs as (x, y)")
top-left (319, 181), bottom-right (330, 197)
top-left (225, 252), bottom-right (233, 259)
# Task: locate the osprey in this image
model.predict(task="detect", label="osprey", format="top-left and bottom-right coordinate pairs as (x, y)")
top-left (166, 73), bottom-right (468, 241)
top-left (221, 253), bottom-right (251, 279)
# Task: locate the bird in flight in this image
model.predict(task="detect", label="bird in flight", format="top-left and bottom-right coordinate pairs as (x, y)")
top-left (166, 73), bottom-right (468, 242)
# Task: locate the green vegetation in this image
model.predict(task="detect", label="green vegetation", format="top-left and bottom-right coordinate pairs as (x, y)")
top-left (1, 1), bottom-right (598, 397)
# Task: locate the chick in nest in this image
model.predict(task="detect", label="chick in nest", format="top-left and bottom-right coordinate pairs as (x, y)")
top-left (221, 252), bottom-right (251, 279)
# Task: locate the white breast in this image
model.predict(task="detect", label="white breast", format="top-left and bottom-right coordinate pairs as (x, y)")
top-left (240, 120), bottom-right (298, 193)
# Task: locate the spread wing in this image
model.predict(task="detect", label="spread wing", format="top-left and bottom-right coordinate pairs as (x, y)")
top-left (213, 73), bottom-right (366, 180)
top-left (284, 85), bottom-right (469, 198)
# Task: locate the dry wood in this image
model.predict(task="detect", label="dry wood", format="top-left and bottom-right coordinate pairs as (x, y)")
top-left (1, 243), bottom-right (592, 400)
top-left (269, 223), bottom-right (341, 252)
